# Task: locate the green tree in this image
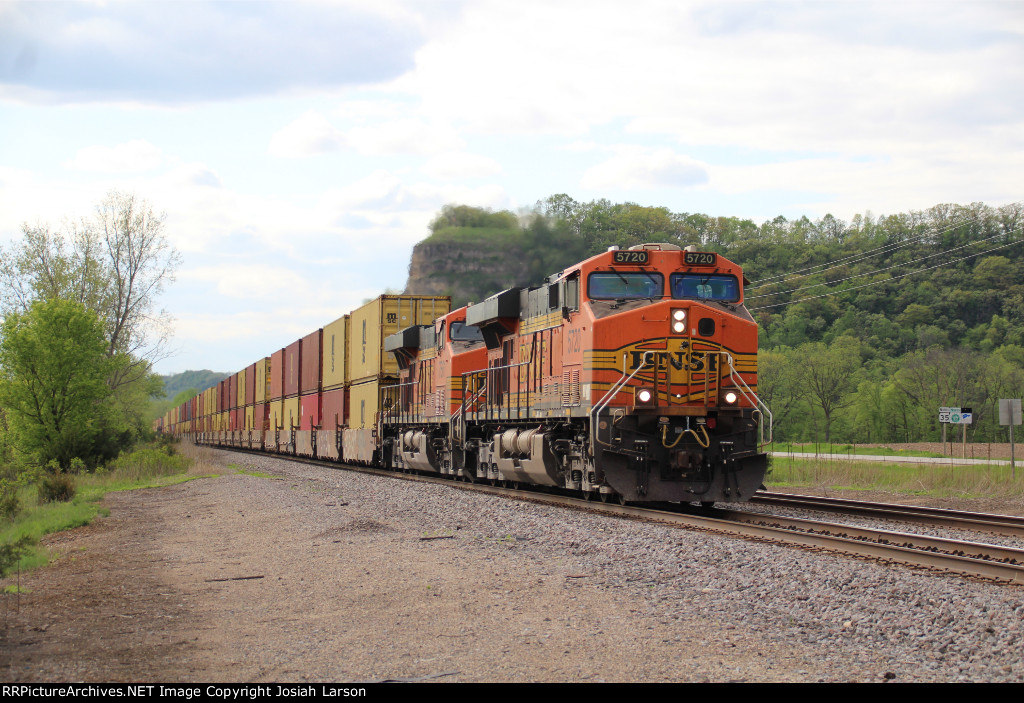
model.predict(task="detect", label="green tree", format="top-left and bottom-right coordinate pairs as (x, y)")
top-left (800, 337), bottom-right (862, 443)
top-left (0, 299), bottom-right (116, 469)
top-left (0, 190), bottom-right (180, 390)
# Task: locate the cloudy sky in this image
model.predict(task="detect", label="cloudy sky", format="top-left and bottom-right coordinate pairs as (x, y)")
top-left (1, 0), bottom-right (1021, 375)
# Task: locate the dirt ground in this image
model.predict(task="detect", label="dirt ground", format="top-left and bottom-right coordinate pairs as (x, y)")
top-left (2, 444), bottom-right (1022, 682)
top-left (0, 449), bottom-right (811, 683)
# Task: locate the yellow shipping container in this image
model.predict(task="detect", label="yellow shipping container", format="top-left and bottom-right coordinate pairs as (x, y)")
top-left (322, 314), bottom-right (350, 390)
top-left (349, 378), bottom-right (400, 430)
top-left (255, 357), bottom-right (269, 403)
top-left (349, 295), bottom-right (450, 383)
top-left (237, 367), bottom-right (246, 408)
top-left (283, 396), bottom-right (300, 430)
top-left (267, 399), bottom-right (284, 432)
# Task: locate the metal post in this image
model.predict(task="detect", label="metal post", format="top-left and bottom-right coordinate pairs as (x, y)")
top-left (1011, 422), bottom-right (1016, 480)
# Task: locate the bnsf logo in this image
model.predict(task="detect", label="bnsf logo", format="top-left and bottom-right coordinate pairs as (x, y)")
top-left (628, 349), bottom-right (718, 372)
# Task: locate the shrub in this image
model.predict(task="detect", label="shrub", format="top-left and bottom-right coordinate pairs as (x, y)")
top-left (38, 471), bottom-right (76, 503)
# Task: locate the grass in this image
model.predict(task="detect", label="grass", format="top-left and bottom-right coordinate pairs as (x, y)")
top-left (0, 441), bottom-right (221, 576)
top-left (234, 467), bottom-right (282, 479)
top-left (766, 454), bottom-right (1024, 499)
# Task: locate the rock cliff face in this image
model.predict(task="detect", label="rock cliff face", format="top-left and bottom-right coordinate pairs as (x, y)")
top-left (403, 237), bottom-right (535, 307)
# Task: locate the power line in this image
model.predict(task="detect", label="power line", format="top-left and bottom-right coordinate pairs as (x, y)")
top-left (749, 236), bottom-right (1024, 312)
top-left (746, 226), bottom-right (1017, 301)
top-left (747, 203), bottom-right (1022, 290)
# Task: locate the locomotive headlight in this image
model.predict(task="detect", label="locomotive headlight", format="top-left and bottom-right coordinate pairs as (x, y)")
top-left (637, 388), bottom-right (653, 404)
top-left (724, 391), bottom-right (738, 404)
top-left (671, 309), bottom-right (686, 334)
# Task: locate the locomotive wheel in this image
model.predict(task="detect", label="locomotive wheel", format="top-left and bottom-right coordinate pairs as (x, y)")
top-left (618, 494), bottom-right (628, 506)
top-left (599, 492), bottom-right (609, 503)
top-left (582, 491), bottom-right (594, 502)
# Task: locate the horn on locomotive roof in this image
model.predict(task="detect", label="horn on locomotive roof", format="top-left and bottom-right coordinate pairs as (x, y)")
top-left (626, 242), bottom-right (684, 251)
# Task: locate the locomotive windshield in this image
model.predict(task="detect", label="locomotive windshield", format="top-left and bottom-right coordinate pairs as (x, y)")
top-left (670, 273), bottom-right (740, 302)
top-left (588, 272), bottom-right (664, 300)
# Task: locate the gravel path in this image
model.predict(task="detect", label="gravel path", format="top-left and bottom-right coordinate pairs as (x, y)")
top-left (3, 445), bottom-right (1024, 682)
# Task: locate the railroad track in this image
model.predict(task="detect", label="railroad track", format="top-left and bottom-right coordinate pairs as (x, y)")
top-left (752, 491), bottom-right (1024, 538)
top-left (211, 444), bottom-right (1024, 586)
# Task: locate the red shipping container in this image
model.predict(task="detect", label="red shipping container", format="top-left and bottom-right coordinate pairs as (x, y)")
top-left (321, 387), bottom-right (346, 430)
top-left (270, 349), bottom-right (284, 400)
top-left (301, 329), bottom-right (322, 394)
top-left (285, 340), bottom-right (301, 397)
top-left (254, 402), bottom-right (267, 432)
top-left (300, 392), bottom-right (321, 431)
top-left (246, 362), bottom-right (256, 405)
top-left (229, 374), bottom-right (238, 410)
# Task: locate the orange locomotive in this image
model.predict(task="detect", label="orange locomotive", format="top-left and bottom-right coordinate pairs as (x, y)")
top-left (379, 242), bottom-right (771, 504)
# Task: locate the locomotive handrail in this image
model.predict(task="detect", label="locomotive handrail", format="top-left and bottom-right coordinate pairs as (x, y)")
top-left (380, 379), bottom-right (417, 426)
top-left (590, 350), bottom-right (654, 454)
top-left (451, 378), bottom-right (487, 444)
top-left (719, 351), bottom-right (773, 446)
top-left (460, 356), bottom-right (533, 423)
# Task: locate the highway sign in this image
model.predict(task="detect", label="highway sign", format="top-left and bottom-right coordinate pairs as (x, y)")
top-left (940, 406), bottom-right (972, 424)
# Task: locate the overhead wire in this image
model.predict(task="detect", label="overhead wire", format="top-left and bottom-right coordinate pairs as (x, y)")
top-left (746, 225), bottom-right (1017, 301)
top-left (749, 235), bottom-right (1023, 312)
top-left (747, 202), bottom-right (1022, 290)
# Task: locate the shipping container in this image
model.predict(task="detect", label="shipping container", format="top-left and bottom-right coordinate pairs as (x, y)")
top-left (270, 349), bottom-right (284, 400)
top-left (284, 340), bottom-right (301, 397)
top-left (300, 392), bottom-right (320, 431)
top-left (348, 378), bottom-right (392, 430)
top-left (268, 399), bottom-right (284, 432)
top-left (237, 367), bottom-right (246, 408)
top-left (283, 396), bottom-right (300, 430)
top-left (322, 314), bottom-right (349, 390)
top-left (255, 357), bottom-right (268, 403)
top-left (245, 363), bottom-right (256, 405)
top-left (349, 295), bottom-right (450, 384)
top-left (321, 387), bottom-right (346, 430)
top-left (229, 373), bottom-right (238, 411)
top-left (301, 329), bottom-right (322, 393)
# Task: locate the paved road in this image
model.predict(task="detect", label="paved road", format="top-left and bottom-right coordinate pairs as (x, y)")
top-left (770, 451), bottom-right (1018, 467)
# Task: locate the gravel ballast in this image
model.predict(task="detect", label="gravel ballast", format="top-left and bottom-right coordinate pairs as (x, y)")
top-left (3, 446), bottom-right (1023, 683)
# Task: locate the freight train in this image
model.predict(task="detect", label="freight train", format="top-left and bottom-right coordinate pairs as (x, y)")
top-left (159, 243), bottom-right (771, 504)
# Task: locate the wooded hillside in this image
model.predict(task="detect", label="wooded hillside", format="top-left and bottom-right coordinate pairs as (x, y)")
top-left (405, 196), bottom-right (1024, 444)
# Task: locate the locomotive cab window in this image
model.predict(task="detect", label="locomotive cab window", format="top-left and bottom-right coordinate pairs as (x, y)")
top-left (670, 274), bottom-right (739, 302)
top-left (450, 322), bottom-right (483, 343)
top-left (565, 274), bottom-right (580, 311)
top-left (588, 272), bottom-right (664, 300)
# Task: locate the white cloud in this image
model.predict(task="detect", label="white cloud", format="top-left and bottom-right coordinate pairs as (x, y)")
top-left (63, 139), bottom-right (163, 173)
top-left (420, 152), bottom-right (502, 180)
top-left (347, 118), bottom-right (464, 156)
top-left (268, 111), bottom-right (346, 158)
top-left (179, 264), bottom-right (314, 302)
top-left (1, 1), bottom-right (423, 105)
top-left (581, 147), bottom-right (708, 190)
